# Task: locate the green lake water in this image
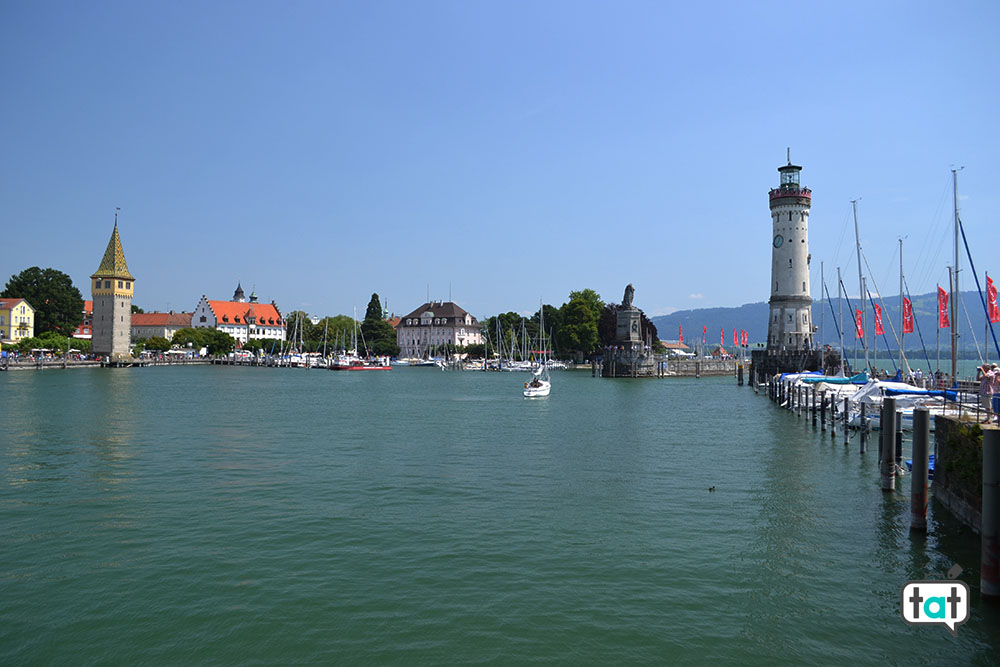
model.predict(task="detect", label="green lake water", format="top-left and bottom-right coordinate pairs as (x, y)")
top-left (2, 366), bottom-right (998, 664)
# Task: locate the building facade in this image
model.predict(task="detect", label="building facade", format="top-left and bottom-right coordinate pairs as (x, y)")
top-left (91, 221), bottom-right (135, 360)
top-left (0, 298), bottom-right (35, 344)
top-left (131, 312), bottom-right (193, 341)
top-left (72, 300), bottom-right (93, 340)
top-left (396, 301), bottom-right (482, 358)
top-left (191, 283), bottom-right (285, 345)
top-left (766, 157), bottom-right (814, 350)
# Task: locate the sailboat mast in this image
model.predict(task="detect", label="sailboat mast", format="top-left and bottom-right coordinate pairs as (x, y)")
top-left (820, 261), bottom-right (825, 348)
top-left (852, 199), bottom-right (868, 371)
top-left (838, 266), bottom-right (844, 372)
top-left (951, 168), bottom-right (961, 382)
top-left (899, 238), bottom-right (904, 371)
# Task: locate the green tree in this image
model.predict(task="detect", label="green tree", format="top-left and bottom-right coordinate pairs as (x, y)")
top-left (558, 294), bottom-right (601, 356)
top-left (145, 336), bottom-right (171, 352)
top-left (284, 311), bottom-right (315, 346)
top-left (242, 338), bottom-right (264, 354)
top-left (171, 327), bottom-right (207, 349)
top-left (567, 289), bottom-right (604, 321)
top-left (1, 267), bottom-right (84, 335)
top-left (360, 293), bottom-right (400, 357)
top-left (314, 315), bottom-right (357, 352)
top-left (203, 329), bottom-right (236, 355)
top-left (131, 304), bottom-right (145, 314)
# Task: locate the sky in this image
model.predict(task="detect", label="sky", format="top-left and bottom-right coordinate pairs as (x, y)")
top-left (2, 1), bottom-right (998, 320)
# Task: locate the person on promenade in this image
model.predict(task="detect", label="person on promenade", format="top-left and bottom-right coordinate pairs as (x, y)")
top-left (977, 363), bottom-right (997, 424)
top-left (993, 363), bottom-right (1000, 424)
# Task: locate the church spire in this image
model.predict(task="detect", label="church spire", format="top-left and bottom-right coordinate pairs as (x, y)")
top-left (92, 212), bottom-right (134, 280)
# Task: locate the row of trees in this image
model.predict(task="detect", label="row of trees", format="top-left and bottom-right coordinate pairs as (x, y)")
top-left (480, 289), bottom-right (658, 359)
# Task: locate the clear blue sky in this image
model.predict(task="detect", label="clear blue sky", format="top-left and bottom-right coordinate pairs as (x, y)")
top-left (2, 1), bottom-right (998, 320)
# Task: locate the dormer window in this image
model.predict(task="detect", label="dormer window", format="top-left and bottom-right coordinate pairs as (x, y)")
top-left (223, 316), bottom-right (229, 322)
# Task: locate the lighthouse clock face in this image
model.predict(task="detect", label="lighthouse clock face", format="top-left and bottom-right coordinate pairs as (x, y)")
top-left (773, 234), bottom-right (784, 248)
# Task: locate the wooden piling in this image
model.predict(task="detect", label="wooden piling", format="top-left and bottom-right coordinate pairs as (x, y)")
top-left (880, 397), bottom-right (897, 491)
top-left (910, 408), bottom-right (930, 532)
top-left (895, 410), bottom-right (904, 472)
top-left (820, 394), bottom-right (827, 431)
top-left (982, 428), bottom-right (1000, 599)
top-left (812, 386), bottom-right (817, 426)
top-left (843, 396), bottom-right (850, 445)
top-left (860, 402), bottom-right (867, 453)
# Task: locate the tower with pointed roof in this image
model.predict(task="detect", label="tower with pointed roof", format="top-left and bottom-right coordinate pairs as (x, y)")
top-left (91, 215), bottom-right (135, 360)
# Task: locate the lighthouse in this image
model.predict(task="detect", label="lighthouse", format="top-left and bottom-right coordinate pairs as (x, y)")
top-left (766, 152), bottom-right (814, 351)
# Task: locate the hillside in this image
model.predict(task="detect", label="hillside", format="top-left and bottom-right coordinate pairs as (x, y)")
top-left (650, 290), bottom-right (998, 356)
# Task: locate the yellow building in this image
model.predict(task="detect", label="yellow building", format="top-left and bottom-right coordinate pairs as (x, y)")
top-left (91, 219), bottom-right (135, 360)
top-left (0, 298), bottom-right (36, 344)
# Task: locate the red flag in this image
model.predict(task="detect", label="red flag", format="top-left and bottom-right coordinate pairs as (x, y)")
top-left (938, 286), bottom-right (950, 329)
top-left (702, 326), bottom-right (706, 344)
top-left (988, 275), bottom-right (999, 323)
top-left (902, 297), bottom-right (914, 333)
top-left (679, 325), bottom-right (683, 345)
top-left (741, 330), bottom-right (748, 346)
top-left (855, 309), bottom-right (863, 339)
top-left (873, 303), bottom-right (884, 336)
top-left (720, 327), bottom-right (724, 347)
top-left (733, 328), bottom-right (738, 346)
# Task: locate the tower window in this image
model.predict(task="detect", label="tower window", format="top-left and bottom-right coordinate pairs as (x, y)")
top-left (118, 280), bottom-right (123, 288)
top-left (788, 212), bottom-right (792, 221)
top-left (788, 314), bottom-right (793, 322)
top-left (802, 281), bottom-right (806, 291)
top-left (789, 259), bottom-right (793, 267)
top-left (104, 281), bottom-right (111, 288)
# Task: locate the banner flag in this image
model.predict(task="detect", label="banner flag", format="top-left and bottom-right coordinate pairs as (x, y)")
top-left (874, 303), bottom-right (884, 336)
top-left (988, 274), bottom-right (999, 323)
top-left (679, 326), bottom-right (683, 345)
top-left (741, 330), bottom-right (748, 346)
top-left (720, 327), bottom-right (724, 347)
top-left (938, 286), bottom-right (950, 329)
top-left (733, 328), bottom-right (738, 347)
top-left (855, 309), bottom-right (863, 339)
top-left (903, 297), bottom-right (914, 333)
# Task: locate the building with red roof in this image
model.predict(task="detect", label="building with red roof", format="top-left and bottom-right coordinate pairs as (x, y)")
top-left (72, 300), bottom-right (94, 340)
top-left (191, 282), bottom-right (285, 345)
top-left (131, 311), bottom-right (193, 341)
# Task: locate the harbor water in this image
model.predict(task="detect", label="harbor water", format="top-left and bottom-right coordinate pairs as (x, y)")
top-left (2, 366), bottom-right (998, 664)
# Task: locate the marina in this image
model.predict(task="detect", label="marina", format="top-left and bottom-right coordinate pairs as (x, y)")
top-left (2, 365), bottom-right (998, 663)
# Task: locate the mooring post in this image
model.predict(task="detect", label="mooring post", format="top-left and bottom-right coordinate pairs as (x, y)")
top-left (895, 410), bottom-right (904, 472)
top-left (812, 386), bottom-right (817, 426)
top-left (982, 427), bottom-right (1000, 599)
top-left (860, 402), bottom-right (867, 453)
top-left (820, 393), bottom-right (827, 431)
top-left (843, 396), bottom-right (850, 444)
top-left (798, 386), bottom-right (804, 416)
top-left (737, 364), bottom-right (743, 386)
top-left (910, 408), bottom-right (930, 532)
top-left (880, 397), bottom-right (897, 491)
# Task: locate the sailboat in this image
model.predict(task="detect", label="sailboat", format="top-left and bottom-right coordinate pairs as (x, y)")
top-left (523, 303), bottom-right (551, 397)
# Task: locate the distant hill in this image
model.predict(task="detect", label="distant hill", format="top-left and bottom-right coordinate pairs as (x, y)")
top-left (650, 290), bottom-right (998, 356)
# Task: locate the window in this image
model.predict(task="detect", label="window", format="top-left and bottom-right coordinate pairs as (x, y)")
top-left (126, 282), bottom-right (131, 289)
top-left (200, 316), bottom-right (206, 322)
top-left (788, 314), bottom-right (793, 322)
top-left (802, 281), bottom-right (806, 291)
top-left (802, 314), bottom-right (808, 323)
top-left (105, 281), bottom-right (111, 288)
top-left (788, 212), bottom-right (792, 221)
top-left (118, 280), bottom-right (123, 288)
top-left (95, 280), bottom-right (100, 289)
top-left (788, 259), bottom-right (792, 267)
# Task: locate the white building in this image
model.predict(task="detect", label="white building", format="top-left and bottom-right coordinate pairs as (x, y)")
top-left (191, 283), bottom-right (286, 345)
top-left (396, 301), bottom-right (482, 358)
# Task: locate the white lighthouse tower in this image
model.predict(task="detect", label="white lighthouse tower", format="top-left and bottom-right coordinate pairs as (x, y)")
top-left (766, 151), bottom-right (814, 351)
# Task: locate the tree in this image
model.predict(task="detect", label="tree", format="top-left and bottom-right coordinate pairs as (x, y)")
top-left (284, 311), bottom-right (314, 346)
top-left (2, 267), bottom-right (83, 335)
top-left (314, 315), bottom-right (357, 352)
top-left (131, 304), bottom-right (145, 314)
top-left (360, 293), bottom-right (400, 357)
top-left (567, 288), bottom-right (604, 321)
top-left (145, 336), bottom-right (171, 352)
top-left (558, 298), bottom-right (600, 355)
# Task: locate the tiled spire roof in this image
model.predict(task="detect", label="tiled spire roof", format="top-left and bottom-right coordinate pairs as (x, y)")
top-left (92, 222), bottom-right (134, 280)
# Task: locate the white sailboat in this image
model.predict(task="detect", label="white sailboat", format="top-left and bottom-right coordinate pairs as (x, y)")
top-left (523, 302), bottom-right (551, 397)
